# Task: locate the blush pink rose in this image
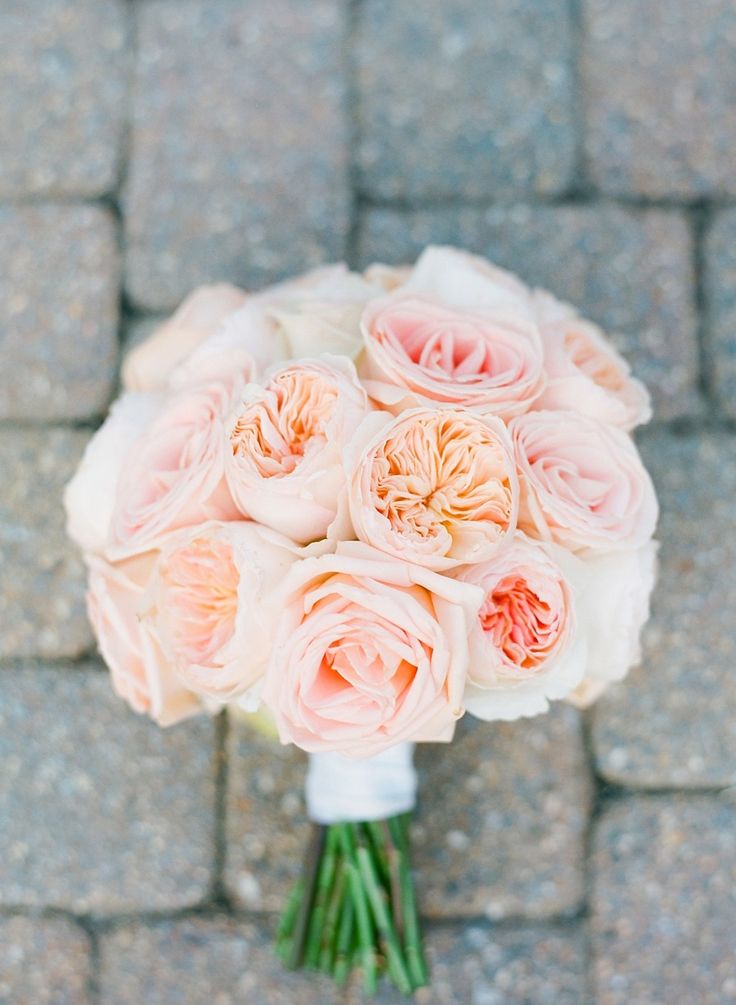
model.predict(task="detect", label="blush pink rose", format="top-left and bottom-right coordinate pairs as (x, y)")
top-left (262, 541), bottom-right (484, 759)
top-left (65, 392), bottom-right (163, 555)
top-left (346, 408), bottom-right (518, 570)
top-left (122, 284), bottom-right (248, 393)
top-left (142, 522), bottom-right (298, 705)
top-left (360, 291), bottom-right (545, 419)
top-left (85, 552), bottom-right (201, 726)
top-left (456, 535), bottom-right (585, 721)
top-left (225, 356), bottom-right (369, 544)
top-left (110, 379), bottom-right (240, 558)
top-left (555, 541), bottom-right (658, 706)
top-left (511, 410), bottom-right (658, 553)
top-left (532, 290), bottom-right (651, 431)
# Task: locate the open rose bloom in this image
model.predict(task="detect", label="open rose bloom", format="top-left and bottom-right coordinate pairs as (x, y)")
top-left (65, 245), bottom-right (658, 995)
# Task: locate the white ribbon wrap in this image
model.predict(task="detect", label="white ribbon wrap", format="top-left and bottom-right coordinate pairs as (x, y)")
top-left (305, 743), bottom-right (417, 825)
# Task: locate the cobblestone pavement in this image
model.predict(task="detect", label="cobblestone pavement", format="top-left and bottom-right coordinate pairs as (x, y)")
top-left (1, 2), bottom-right (735, 1003)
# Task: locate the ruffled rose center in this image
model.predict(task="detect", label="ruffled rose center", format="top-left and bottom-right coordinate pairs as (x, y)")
top-left (564, 326), bottom-right (624, 393)
top-left (230, 371), bottom-right (338, 478)
top-left (160, 537), bottom-right (239, 665)
top-left (371, 413), bottom-right (514, 545)
top-left (479, 574), bottom-right (561, 671)
top-left (373, 300), bottom-right (527, 386)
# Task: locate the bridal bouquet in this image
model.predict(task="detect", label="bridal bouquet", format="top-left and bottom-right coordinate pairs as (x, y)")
top-left (65, 246), bottom-right (658, 995)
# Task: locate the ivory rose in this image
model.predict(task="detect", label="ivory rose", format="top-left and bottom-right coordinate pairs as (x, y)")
top-left (556, 541), bottom-right (658, 706)
top-left (64, 392), bottom-right (163, 555)
top-left (110, 379), bottom-right (240, 558)
top-left (142, 522), bottom-right (298, 704)
top-left (511, 410), bottom-right (658, 553)
top-left (360, 291), bottom-right (545, 419)
top-left (347, 408), bottom-right (518, 570)
top-left (456, 535), bottom-right (585, 721)
top-left (225, 356), bottom-right (369, 544)
top-left (404, 245), bottom-right (532, 313)
top-left (123, 284), bottom-right (248, 392)
top-left (86, 552), bottom-right (201, 726)
top-left (262, 541), bottom-right (484, 758)
top-left (532, 290), bottom-right (651, 431)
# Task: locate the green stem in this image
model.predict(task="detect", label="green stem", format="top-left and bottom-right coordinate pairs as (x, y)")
top-left (337, 824), bottom-right (378, 995)
top-left (305, 826), bottom-right (338, 969)
top-left (286, 824), bottom-right (326, 971)
top-left (333, 890), bottom-right (354, 986)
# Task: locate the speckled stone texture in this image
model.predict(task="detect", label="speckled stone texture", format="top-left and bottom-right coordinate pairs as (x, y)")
top-left (358, 204), bottom-right (698, 419)
top-left (0, 429), bottom-right (92, 660)
top-left (224, 718), bottom-right (311, 912)
top-left (346, 924), bottom-right (586, 1005)
top-left (0, 205), bottom-right (120, 421)
top-left (225, 708), bottom-right (590, 921)
top-left (124, 0), bottom-right (350, 311)
top-left (356, 0), bottom-right (576, 201)
top-left (592, 431), bottom-right (736, 788)
top-left (705, 210), bottom-right (736, 416)
top-left (99, 917), bottom-right (342, 1005)
top-left (0, 915), bottom-right (92, 1005)
top-left (0, 665), bottom-right (215, 913)
top-left (0, 0), bottom-right (129, 198)
top-left (413, 708), bottom-right (590, 920)
top-left (582, 0), bottom-right (736, 197)
top-left (592, 795), bottom-right (736, 1005)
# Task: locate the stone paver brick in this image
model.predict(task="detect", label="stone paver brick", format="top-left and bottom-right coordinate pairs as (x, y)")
top-left (705, 210), bottom-right (736, 416)
top-left (592, 795), bottom-right (736, 1005)
top-left (226, 707), bottom-right (590, 921)
top-left (0, 915), bottom-right (92, 1005)
top-left (358, 204), bottom-right (698, 420)
top-left (356, 0), bottom-right (576, 201)
top-left (593, 430), bottom-right (736, 788)
top-left (346, 924), bottom-right (586, 1005)
top-left (99, 917), bottom-right (342, 1005)
top-left (582, 0), bottom-right (736, 198)
top-left (0, 0), bottom-right (129, 198)
top-left (0, 429), bottom-right (92, 660)
top-left (0, 205), bottom-right (120, 422)
top-left (125, 0), bottom-right (349, 312)
top-left (0, 665), bottom-right (215, 913)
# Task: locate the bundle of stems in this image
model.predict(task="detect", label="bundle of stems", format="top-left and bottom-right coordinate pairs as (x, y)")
top-left (275, 812), bottom-right (428, 996)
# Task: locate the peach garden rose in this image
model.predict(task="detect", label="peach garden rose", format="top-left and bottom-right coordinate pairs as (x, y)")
top-left (262, 542), bottom-right (483, 759)
top-left (142, 521), bottom-right (298, 704)
top-left (225, 356), bottom-right (369, 544)
top-left (455, 534), bottom-right (585, 721)
top-left (346, 407), bottom-right (518, 570)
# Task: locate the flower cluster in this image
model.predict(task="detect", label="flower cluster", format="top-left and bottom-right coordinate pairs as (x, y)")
top-left (66, 247), bottom-right (658, 756)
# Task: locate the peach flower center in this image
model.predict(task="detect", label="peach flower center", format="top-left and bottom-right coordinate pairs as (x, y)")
top-left (160, 537), bottom-right (239, 666)
top-left (479, 575), bottom-right (560, 671)
top-left (372, 413), bottom-right (513, 545)
top-left (230, 371), bottom-right (338, 478)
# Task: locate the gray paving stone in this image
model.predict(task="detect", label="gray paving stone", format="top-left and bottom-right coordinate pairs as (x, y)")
top-left (705, 209), bottom-right (736, 416)
top-left (413, 708), bottom-right (590, 921)
top-left (592, 795), bottom-right (736, 1005)
top-left (225, 707), bottom-right (590, 921)
top-left (0, 665), bottom-right (215, 913)
top-left (99, 917), bottom-right (342, 1005)
top-left (356, 0), bottom-right (576, 201)
top-left (357, 204), bottom-right (699, 420)
top-left (0, 429), bottom-right (92, 660)
top-left (592, 430), bottom-right (736, 788)
top-left (0, 0), bottom-right (129, 198)
top-left (125, 0), bottom-right (349, 311)
top-left (0, 915), bottom-right (92, 1005)
top-left (346, 924), bottom-right (586, 1005)
top-left (582, 0), bottom-right (736, 197)
top-left (0, 205), bottom-right (120, 422)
